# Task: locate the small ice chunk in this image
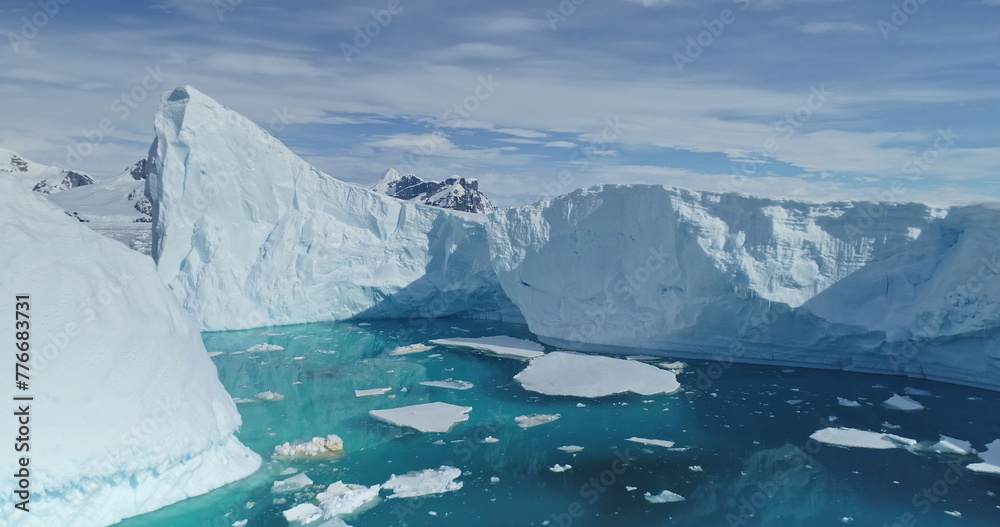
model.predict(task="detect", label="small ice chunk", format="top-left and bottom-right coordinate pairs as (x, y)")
top-left (944, 510), bottom-right (961, 518)
top-left (644, 490), bottom-right (685, 503)
top-left (272, 473), bottom-right (313, 493)
top-left (688, 466), bottom-right (703, 472)
top-left (279, 467), bottom-right (298, 476)
top-left (429, 336), bottom-right (545, 359)
top-left (233, 397), bottom-right (255, 404)
top-left (355, 387), bottom-right (392, 397)
top-left (626, 486), bottom-right (637, 491)
top-left (558, 445), bottom-right (584, 453)
top-left (247, 343), bottom-right (284, 352)
top-left (576, 403), bottom-right (586, 408)
top-left (904, 387), bottom-right (932, 396)
top-left (626, 437), bottom-right (675, 448)
top-left (274, 435), bottom-right (344, 458)
top-left (420, 379), bottom-right (474, 390)
top-left (383, 466), bottom-right (463, 498)
top-left (514, 414), bottom-right (561, 428)
top-left (317, 482), bottom-right (381, 517)
top-left (315, 349), bottom-right (338, 354)
top-left (207, 351), bottom-right (224, 358)
top-left (255, 391), bottom-right (285, 401)
top-left (810, 427), bottom-right (914, 449)
top-left (786, 400), bottom-right (803, 405)
top-left (967, 439), bottom-right (1000, 474)
top-left (837, 397), bottom-right (861, 408)
top-left (482, 436), bottom-right (499, 443)
top-left (390, 344), bottom-right (434, 356)
top-left (490, 476), bottom-right (500, 483)
top-left (282, 502), bottom-right (321, 524)
top-left (514, 351), bottom-right (680, 397)
top-left (932, 436), bottom-right (976, 455)
top-left (549, 464), bottom-right (572, 472)
top-left (370, 402), bottom-right (471, 433)
top-left (882, 422), bottom-right (901, 430)
top-left (232, 521), bottom-right (248, 527)
top-left (883, 394), bottom-right (924, 411)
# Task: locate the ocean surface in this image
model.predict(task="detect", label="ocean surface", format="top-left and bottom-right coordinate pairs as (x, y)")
top-left (118, 319), bottom-right (1000, 527)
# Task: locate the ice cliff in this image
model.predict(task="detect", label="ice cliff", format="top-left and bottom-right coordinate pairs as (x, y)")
top-left (148, 86), bottom-right (515, 331)
top-left (0, 178), bottom-right (260, 527)
top-left (148, 86), bottom-right (1000, 390)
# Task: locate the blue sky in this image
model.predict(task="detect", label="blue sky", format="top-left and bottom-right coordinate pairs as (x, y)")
top-left (1, 0), bottom-right (998, 206)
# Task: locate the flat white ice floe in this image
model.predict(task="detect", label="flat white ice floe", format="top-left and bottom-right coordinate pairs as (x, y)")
top-left (644, 490), bottom-right (686, 503)
top-left (515, 413), bottom-right (561, 428)
top-left (514, 351), bottom-right (680, 397)
top-left (390, 344), bottom-right (435, 356)
top-left (883, 394), bottom-right (925, 411)
top-left (931, 436), bottom-right (976, 455)
top-left (549, 464), bottom-right (572, 472)
top-left (383, 466), bottom-right (463, 498)
top-left (283, 503), bottom-right (322, 524)
top-left (837, 397), bottom-right (862, 408)
top-left (430, 336), bottom-right (545, 359)
top-left (255, 391), bottom-right (285, 401)
top-left (274, 435), bottom-right (345, 458)
top-left (558, 445), bottom-right (584, 453)
top-left (355, 387), bottom-right (392, 397)
top-left (809, 427), bottom-right (915, 449)
top-left (273, 473), bottom-right (314, 493)
top-left (247, 343), bottom-right (284, 352)
top-left (419, 379), bottom-right (475, 390)
top-left (966, 439), bottom-right (1000, 474)
top-left (626, 437), bottom-right (675, 448)
top-left (317, 482), bottom-right (381, 517)
top-left (370, 402), bottom-right (472, 432)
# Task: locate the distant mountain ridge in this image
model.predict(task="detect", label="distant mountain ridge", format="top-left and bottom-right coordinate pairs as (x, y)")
top-left (372, 168), bottom-right (498, 214)
top-left (0, 147), bottom-right (95, 194)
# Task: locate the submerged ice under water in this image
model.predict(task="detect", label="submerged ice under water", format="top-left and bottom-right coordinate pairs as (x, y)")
top-left (118, 319), bottom-right (1000, 527)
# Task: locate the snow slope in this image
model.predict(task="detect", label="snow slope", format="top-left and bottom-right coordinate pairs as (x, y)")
top-left (487, 185), bottom-right (1000, 389)
top-left (0, 146), bottom-right (94, 194)
top-left (47, 159), bottom-right (150, 223)
top-left (0, 177), bottom-right (260, 527)
top-left (148, 86), bottom-right (515, 330)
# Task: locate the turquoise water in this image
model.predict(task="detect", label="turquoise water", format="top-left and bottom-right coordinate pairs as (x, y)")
top-left (119, 319), bottom-right (1000, 527)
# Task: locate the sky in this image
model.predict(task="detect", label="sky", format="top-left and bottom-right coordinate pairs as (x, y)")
top-left (0, 0), bottom-right (998, 207)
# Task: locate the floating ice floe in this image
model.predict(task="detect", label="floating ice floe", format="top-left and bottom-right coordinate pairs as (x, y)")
top-left (809, 427), bottom-right (915, 450)
top-left (626, 437), bottom-right (675, 448)
top-left (318, 482), bottom-right (381, 517)
top-left (280, 468), bottom-right (298, 476)
top-left (273, 473), bottom-right (313, 493)
top-left (837, 397), bottom-right (862, 408)
top-left (482, 436), bottom-right (499, 443)
top-left (429, 336), bottom-right (545, 359)
top-left (514, 351), bottom-right (680, 397)
top-left (549, 464), bottom-right (572, 472)
top-left (390, 344), bottom-right (435, 356)
top-left (355, 387), bottom-right (392, 397)
top-left (255, 391), bottom-right (285, 401)
top-left (315, 349), bottom-right (338, 355)
top-left (944, 510), bottom-right (961, 518)
top-left (644, 490), bottom-right (685, 503)
top-left (248, 343), bottom-right (284, 352)
top-left (689, 466), bottom-right (703, 472)
top-left (967, 439), bottom-right (1000, 474)
top-left (904, 387), bottom-right (932, 396)
top-left (883, 394), bottom-right (924, 411)
top-left (232, 521), bottom-right (248, 527)
top-left (233, 397), bottom-right (256, 404)
top-left (383, 466), bottom-right (463, 498)
top-left (558, 445), bottom-right (584, 453)
top-left (370, 402), bottom-right (472, 433)
top-left (274, 435), bottom-right (344, 458)
top-left (419, 379), bottom-right (475, 390)
top-left (882, 422), bottom-right (901, 430)
top-left (207, 351), bottom-right (224, 358)
top-left (283, 503), bottom-right (321, 524)
top-left (931, 435), bottom-right (976, 455)
top-left (514, 413), bottom-right (561, 429)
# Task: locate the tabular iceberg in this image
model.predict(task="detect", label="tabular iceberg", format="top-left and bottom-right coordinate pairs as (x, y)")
top-left (148, 86), bottom-right (516, 331)
top-left (0, 178), bottom-right (260, 527)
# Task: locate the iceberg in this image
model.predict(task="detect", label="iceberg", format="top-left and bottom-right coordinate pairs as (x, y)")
top-left (931, 436), bottom-right (975, 455)
top-left (0, 178), bottom-right (259, 527)
top-left (644, 490), bottom-right (686, 503)
top-left (273, 435), bottom-right (345, 458)
top-left (514, 351), bottom-right (680, 397)
top-left (966, 439), bottom-right (1000, 474)
top-left (883, 394), bottom-right (924, 411)
top-left (147, 86), bottom-right (516, 331)
top-left (369, 402), bottom-right (472, 432)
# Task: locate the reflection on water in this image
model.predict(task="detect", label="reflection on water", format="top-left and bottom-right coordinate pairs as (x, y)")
top-left (119, 319), bottom-right (1000, 527)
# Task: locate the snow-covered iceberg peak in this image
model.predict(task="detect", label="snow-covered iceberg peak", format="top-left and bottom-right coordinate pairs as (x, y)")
top-left (0, 177), bottom-right (260, 527)
top-left (148, 85), bottom-right (515, 331)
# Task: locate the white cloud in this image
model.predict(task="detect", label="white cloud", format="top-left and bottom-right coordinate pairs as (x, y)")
top-left (797, 22), bottom-right (871, 34)
top-left (544, 141), bottom-right (577, 148)
top-left (496, 127), bottom-right (548, 138)
top-left (202, 53), bottom-right (327, 78)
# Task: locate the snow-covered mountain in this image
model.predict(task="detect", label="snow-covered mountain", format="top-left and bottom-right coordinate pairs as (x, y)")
top-left (47, 159), bottom-right (150, 223)
top-left (147, 86), bottom-right (1000, 391)
top-left (0, 146), bottom-right (94, 194)
top-left (148, 86), bottom-right (516, 331)
top-left (0, 176), bottom-right (260, 527)
top-left (372, 168), bottom-right (498, 214)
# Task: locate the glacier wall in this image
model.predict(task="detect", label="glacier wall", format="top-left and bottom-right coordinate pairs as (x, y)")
top-left (487, 185), bottom-right (1000, 389)
top-left (0, 178), bottom-right (260, 527)
top-left (148, 86), bottom-right (516, 331)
